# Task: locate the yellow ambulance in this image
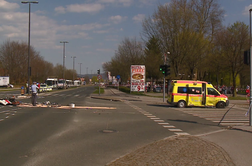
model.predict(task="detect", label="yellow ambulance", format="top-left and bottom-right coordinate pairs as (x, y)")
top-left (167, 80), bottom-right (229, 108)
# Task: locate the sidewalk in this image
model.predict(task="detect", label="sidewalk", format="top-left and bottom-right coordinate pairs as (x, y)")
top-left (91, 88), bottom-right (252, 166)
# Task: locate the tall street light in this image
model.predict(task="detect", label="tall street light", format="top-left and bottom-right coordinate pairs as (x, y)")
top-left (21, 1), bottom-right (38, 94)
top-left (78, 63), bottom-right (82, 76)
top-left (71, 56), bottom-right (76, 81)
top-left (249, 9), bottom-right (252, 126)
top-left (60, 41), bottom-right (68, 87)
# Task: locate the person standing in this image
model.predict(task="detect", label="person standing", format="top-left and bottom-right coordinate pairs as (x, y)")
top-left (31, 82), bottom-right (39, 106)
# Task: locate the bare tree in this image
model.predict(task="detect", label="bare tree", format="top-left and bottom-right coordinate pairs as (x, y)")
top-left (0, 40), bottom-right (28, 84)
top-left (103, 37), bottom-right (144, 82)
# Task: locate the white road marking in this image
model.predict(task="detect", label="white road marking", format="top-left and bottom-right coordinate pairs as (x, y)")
top-left (154, 120), bottom-right (164, 122)
top-left (151, 118), bottom-right (160, 120)
top-left (123, 101), bottom-right (188, 135)
top-left (163, 125), bottom-right (175, 128)
top-left (175, 132), bottom-right (190, 135)
top-left (168, 129), bottom-right (183, 132)
top-left (158, 123), bottom-right (169, 125)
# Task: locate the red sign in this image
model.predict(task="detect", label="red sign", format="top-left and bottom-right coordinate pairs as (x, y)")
top-left (97, 75), bottom-right (102, 80)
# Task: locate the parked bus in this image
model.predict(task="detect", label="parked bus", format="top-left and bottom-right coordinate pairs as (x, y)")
top-left (46, 78), bottom-right (58, 89)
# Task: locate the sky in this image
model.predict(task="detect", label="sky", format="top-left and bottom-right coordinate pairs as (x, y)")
top-left (0, 0), bottom-right (252, 75)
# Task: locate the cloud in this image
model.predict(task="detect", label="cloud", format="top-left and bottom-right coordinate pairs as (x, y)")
top-left (55, 6), bottom-right (66, 14)
top-left (0, 0), bottom-right (19, 11)
top-left (96, 48), bottom-right (113, 52)
top-left (93, 30), bottom-right (110, 34)
top-left (139, 0), bottom-right (156, 5)
top-left (98, 0), bottom-right (133, 7)
top-left (132, 14), bottom-right (145, 23)
top-left (243, 4), bottom-right (252, 15)
top-left (109, 15), bottom-right (127, 24)
top-left (55, 3), bottom-right (104, 14)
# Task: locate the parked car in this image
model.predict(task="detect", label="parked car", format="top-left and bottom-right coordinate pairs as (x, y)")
top-left (154, 86), bottom-right (162, 93)
top-left (39, 83), bottom-right (52, 92)
top-left (8, 84), bottom-right (14, 88)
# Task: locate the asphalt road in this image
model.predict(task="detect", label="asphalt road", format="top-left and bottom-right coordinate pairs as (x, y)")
top-left (0, 86), bottom-right (229, 166)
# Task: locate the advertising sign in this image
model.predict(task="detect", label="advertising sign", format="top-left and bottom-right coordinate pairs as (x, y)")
top-left (130, 65), bottom-right (145, 92)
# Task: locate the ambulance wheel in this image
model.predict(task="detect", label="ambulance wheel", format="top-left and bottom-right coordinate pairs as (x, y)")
top-left (216, 101), bottom-right (225, 108)
top-left (177, 101), bottom-right (186, 108)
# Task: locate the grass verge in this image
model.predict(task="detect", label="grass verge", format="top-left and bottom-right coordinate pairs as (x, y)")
top-left (93, 87), bottom-right (104, 94)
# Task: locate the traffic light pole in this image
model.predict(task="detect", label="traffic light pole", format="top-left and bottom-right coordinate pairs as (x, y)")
top-left (249, 9), bottom-right (252, 126)
top-left (163, 75), bottom-right (165, 102)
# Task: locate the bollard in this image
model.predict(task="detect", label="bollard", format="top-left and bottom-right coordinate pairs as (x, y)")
top-left (21, 86), bottom-right (25, 95)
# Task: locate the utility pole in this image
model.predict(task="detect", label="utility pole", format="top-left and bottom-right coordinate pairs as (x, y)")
top-left (78, 63), bottom-right (82, 76)
top-left (21, 1), bottom-right (38, 94)
top-left (60, 41), bottom-right (68, 88)
top-left (71, 56), bottom-right (76, 81)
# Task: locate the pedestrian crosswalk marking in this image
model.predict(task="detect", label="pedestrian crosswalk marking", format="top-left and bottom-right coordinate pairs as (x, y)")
top-left (124, 101), bottom-right (190, 136)
top-left (178, 107), bottom-right (249, 126)
top-left (158, 123), bottom-right (169, 125)
top-left (175, 132), bottom-right (190, 135)
top-left (163, 125), bottom-right (175, 128)
top-left (168, 129), bottom-right (183, 132)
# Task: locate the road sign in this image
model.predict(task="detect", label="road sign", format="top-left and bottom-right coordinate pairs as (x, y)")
top-left (97, 75), bottom-right (102, 80)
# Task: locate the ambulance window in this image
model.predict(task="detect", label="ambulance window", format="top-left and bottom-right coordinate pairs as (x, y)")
top-left (207, 88), bottom-right (219, 95)
top-left (189, 87), bottom-right (201, 94)
top-left (178, 87), bottom-right (188, 93)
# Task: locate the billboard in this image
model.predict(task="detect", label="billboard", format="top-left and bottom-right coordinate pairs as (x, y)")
top-left (130, 65), bottom-right (145, 92)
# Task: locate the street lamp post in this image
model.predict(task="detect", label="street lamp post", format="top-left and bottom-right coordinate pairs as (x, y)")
top-left (78, 63), bottom-right (82, 76)
top-left (71, 56), bottom-right (76, 81)
top-left (249, 9), bottom-right (252, 126)
top-left (21, 1), bottom-right (38, 94)
top-left (60, 41), bottom-right (68, 88)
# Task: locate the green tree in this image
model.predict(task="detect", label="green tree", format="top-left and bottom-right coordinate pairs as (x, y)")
top-left (141, 0), bottom-right (224, 78)
top-left (144, 36), bottom-right (163, 85)
top-left (214, 22), bottom-right (250, 96)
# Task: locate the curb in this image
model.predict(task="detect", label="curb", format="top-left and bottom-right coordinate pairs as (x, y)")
top-left (90, 96), bottom-right (122, 102)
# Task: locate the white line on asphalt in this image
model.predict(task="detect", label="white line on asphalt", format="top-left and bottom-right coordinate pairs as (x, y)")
top-left (147, 116), bottom-right (156, 118)
top-left (213, 120), bottom-right (249, 123)
top-left (174, 132), bottom-right (190, 135)
top-left (158, 123), bottom-right (169, 125)
top-left (0, 119), bottom-right (4, 121)
top-left (168, 129), bottom-right (183, 132)
top-left (194, 129), bottom-right (226, 137)
top-left (175, 132), bottom-right (190, 135)
top-left (163, 125), bottom-right (175, 128)
top-left (144, 114), bottom-right (152, 116)
top-left (154, 120), bottom-right (164, 122)
top-left (150, 118), bottom-right (160, 120)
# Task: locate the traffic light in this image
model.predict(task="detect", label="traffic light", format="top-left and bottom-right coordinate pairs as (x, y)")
top-left (160, 65), bottom-right (170, 76)
top-left (159, 65), bottom-right (166, 74)
top-left (244, 50), bottom-right (250, 65)
top-left (165, 65), bottom-right (170, 76)
top-left (97, 69), bottom-right (100, 74)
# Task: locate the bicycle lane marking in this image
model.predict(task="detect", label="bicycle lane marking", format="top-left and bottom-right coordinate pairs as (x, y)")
top-left (123, 100), bottom-right (190, 136)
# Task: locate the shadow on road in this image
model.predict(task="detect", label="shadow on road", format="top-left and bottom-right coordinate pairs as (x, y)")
top-left (167, 119), bottom-right (220, 127)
